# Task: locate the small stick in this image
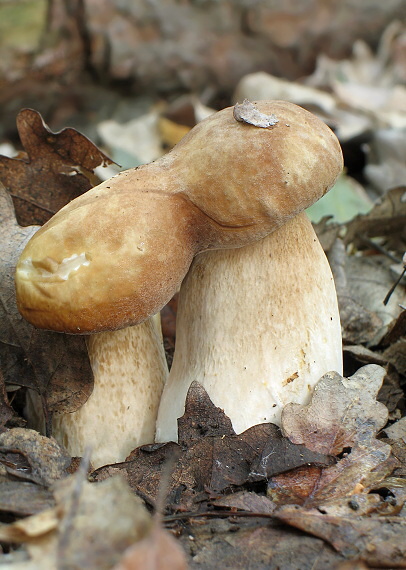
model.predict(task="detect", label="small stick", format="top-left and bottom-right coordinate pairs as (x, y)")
top-left (164, 510), bottom-right (276, 523)
top-left (383, 252), bottom-right (406, 306)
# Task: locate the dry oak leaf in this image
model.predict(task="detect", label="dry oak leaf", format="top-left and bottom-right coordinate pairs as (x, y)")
top-left (0, 185), bottom-right (93, 419)
top-left (277, 506), bottom-right (406, 568)
top-left (267, 444), bottom-right (397, 508)
top-left (267, 365), bottom-right (396, 507)
top-left (94, 382), bottom-right (332, 513)
top-left (177, 383), bottom-right (331, 494)
top-left (281, 364), bottom-right (389, 454)
top-left (0, 108), bottom-right (114, 226)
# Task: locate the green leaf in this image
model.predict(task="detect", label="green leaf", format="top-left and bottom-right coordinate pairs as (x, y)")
top-left (307, 174), bottom-right (373, 224)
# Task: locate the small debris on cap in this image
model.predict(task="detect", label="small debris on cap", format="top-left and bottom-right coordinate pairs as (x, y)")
top-left (233, 99), bottom-right (279, 128)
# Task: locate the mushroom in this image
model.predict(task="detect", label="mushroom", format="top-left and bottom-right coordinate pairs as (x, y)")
top-left (15, 101), bottom-right (343, 456)
top-left (155, 211), bottom-right (342, 441)
top-left (155, 101), bottom-right (343, 441)
top-left (23, 317), bottom-right (167, 468)
top-left (52, 318), bottom-right (168, 468)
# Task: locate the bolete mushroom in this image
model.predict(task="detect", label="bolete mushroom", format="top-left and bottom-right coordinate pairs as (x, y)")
top-left (155, 212), bottom-right (342, 441)
top-left (52, 319), bottom-right (168, 467)
top-left (23, 317), bottom-right (168, 468)
top-left (15, 101), bottom-right (343, 457)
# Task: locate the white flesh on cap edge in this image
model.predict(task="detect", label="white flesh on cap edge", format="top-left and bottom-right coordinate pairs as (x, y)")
top-left (155, 212), bottom-right (342, 442)
top-left (50, 317), bottom-right (168, 468)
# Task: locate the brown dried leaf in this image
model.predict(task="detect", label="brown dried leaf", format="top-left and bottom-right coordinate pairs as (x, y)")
top-left (343, 344), bottom-right (388, 368)
top-left (94, 382), bottom-right (332, 512)
top-left (370, 477), bottom-right (406, 512)
top-left (267, 465), bottom-right (325, 506)
top-left (329, 239), bottom-right (405, 345)
top-left (344, 186), bottom-right (406, 251)
top-left (380, 445), bottom-right (406, 480)
top-left (271, 437), bottom-right (395, 507)
top-left (0, 185), bottom-right (93, 418)
top-left (380, 309), bottom-right (406, 346)
top-left (0, 108), bottom-right (114, 226)
top-left (276, 507), bottom-right (406, 568)
top-left (281, 365), bottom-right (389, 455)
top-left (266, 366), bottom-right (396, 507)
top-left (249, 426), bottom-right (334, 481)
top-left (0, 480), bottom-right (55, 516)
top-left (0, 428), bottom-right (70, 486)
top-left (342, 348), bottom-right (404, 414)
top-left (0, 507), bottom-right (59, 544)
top-left (383, 417), bottom-right (406, 440)
top-left (210, 491), bottom-right (276, 514)
top-left (177, 381), bottom-right (235, 447)
top-left (101, 442), bottom-right (181, 509)
top-left (179, 383), bottom-right (331, 493)
top-left (177, 422), bottom-right (275, 494)
top-left (300, 490), bottom-right (401, 518)
top-left (54, 475), bottom-right (151, 570)
top-left (268, 448), bottom-right (395, 509)
top-left (382, 421), bottom-right (406, 478)
top-left (178, 518), bottom-right (345, 569)
top-left (383, 339), bottom-right (406, 377)
top-left (336, 562), bottom-right (369, 570)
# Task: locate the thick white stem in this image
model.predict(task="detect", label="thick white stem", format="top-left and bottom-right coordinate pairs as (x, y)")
top-left (155, 212), bottom-right (342, 442)
top-left (52, 317), bottom-right (168, 468)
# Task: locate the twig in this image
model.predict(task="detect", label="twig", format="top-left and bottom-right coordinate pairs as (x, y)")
top-left (358, 235), bottom-right (402, 263)
top-left (384, 252), bottom-right (406, 305)
top-left (164, 510), bottom-right (276, 523)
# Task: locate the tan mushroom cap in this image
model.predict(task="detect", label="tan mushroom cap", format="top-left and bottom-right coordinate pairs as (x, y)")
top-left (15, 101), bottom-right (343, 333)
top-left (176, 99), bottom-right (342, 241)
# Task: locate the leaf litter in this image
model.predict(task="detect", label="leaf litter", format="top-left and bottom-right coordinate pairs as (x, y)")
top-left (0, 107), bottom-right (119, 436)
top-left (0, 186), bottom-right (93, 435)
top-left (0, 108), bottom-right (114, 226)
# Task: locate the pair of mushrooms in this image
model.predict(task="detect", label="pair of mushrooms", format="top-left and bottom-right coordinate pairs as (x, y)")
top-left (15, 101), bottom-right (343, 468)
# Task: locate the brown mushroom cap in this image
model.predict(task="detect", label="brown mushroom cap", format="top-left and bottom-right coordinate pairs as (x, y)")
top-left (15, 185), bottom-right (200, 333)
top-left (175, 99), bottom-right (342, 242)
top-left (15, 101), bottom-right (343, 333)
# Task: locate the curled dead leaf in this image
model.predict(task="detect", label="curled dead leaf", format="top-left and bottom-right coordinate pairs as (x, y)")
top-left (0, 109), bottom-right (114, 226)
